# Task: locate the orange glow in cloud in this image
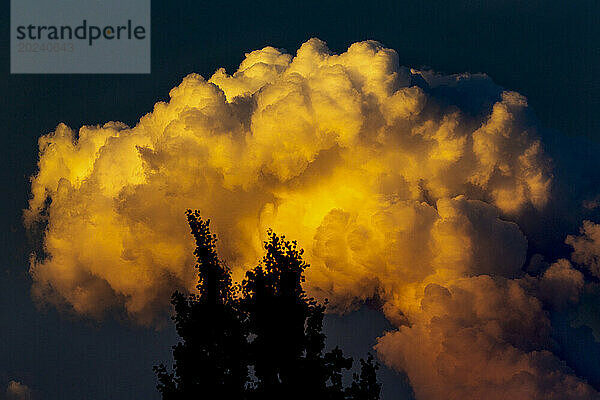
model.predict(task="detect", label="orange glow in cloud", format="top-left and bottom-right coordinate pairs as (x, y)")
top-left (26, 39), bottom-right (597, 399)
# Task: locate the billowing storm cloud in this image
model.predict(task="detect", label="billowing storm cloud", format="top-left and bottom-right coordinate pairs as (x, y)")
top-left (26, 39), bottom-right (598, 398)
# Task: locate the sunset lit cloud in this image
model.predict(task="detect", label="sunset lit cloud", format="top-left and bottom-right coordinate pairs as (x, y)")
top-left (25, 39), bottom-right (597, 399)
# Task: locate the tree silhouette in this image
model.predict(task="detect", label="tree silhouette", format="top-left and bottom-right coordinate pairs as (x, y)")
top-left (154, 210), bottom-right (248, 399)
top-left (155, 210), bottom-right (381, 400)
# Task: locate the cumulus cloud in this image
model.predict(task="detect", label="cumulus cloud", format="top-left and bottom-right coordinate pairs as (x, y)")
top-left (6, 381), bottom-right (32, 400)
top-left (25, 38), bottom-right (550, 319)
top-left (538, 259), bottom-right (585, 308)
top-left (25, 38), bottom-right (594, 398)
top-left (376, 276), bottom-right (596, 400)
top-left (567, 220), bottom-right (600, 277)
top-left (562, 220), bottom-right (600, 342)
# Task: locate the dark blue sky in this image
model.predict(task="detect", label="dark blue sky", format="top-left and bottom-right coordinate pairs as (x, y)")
top-left (1, 1), bottom-right (599, 399)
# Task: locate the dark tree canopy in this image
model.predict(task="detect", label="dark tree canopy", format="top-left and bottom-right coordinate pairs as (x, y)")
top-left (155, 210), bottom-right (381, 400)
top-left (154, 210), bottom-right (248, 399)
